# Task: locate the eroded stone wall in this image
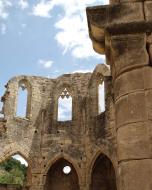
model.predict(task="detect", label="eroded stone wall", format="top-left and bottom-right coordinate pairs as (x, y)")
top-left (0, 64), bottom-right (117, 190)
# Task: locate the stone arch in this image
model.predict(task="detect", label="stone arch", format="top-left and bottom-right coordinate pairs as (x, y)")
top-left (0, 143), bottom-right (31, 163)
top-left (91, 64), bottom-right (111, 80)
top-left (18, 78), bottom-right (31, 91)
top-left (43, 153), bottom-right (82, 178)
top-left (88, 150), bottom-right (117, 190)
top-left (87, 149), bottom-right (117, 181)
top-left (0, 144), bottom-right (32, 186)
top-left (43, 154), bottom-right (81, 190)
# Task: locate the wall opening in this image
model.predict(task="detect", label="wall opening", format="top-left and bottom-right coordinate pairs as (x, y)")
top-left (91, 154), bottom-right (117, 190)
top-left (0, 154), bottom-right (30, 189)
top-left (58, 88), bottom-right (72, 121)
top-left (98, 81), bottom-right (105, 113)
top-left (45, 158), bottom-right (79, 190)
top-left (16, 83), bottom-right (28, 118)
top-left (63, 165), bottom-right (71, 174)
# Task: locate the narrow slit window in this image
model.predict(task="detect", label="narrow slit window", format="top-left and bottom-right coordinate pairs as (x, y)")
top-left (16, 84), bottom-right (28, 117)
top-left (58, 88), bottom-right (72, 121)
top-left (98, 82), bottom-right (105, 113)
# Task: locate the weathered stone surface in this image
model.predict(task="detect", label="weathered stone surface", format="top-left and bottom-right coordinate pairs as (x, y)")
top-left (87, 1), bottom-right (152, 190)
top-left (1, 0), bottom-right (152, 189)
top-left (0, 64), bottom-right (117, 190)
top-left (118, 160), bottom-right (152, 190)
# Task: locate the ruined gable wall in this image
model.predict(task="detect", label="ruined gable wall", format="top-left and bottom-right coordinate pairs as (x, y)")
top-left (0, 64), bottom-right (117, 189)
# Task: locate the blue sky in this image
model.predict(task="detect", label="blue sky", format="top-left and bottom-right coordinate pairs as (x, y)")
top-left (0, 0), bottom-right (109, 163)
top-left (0, 0), bottom-right (108, 102)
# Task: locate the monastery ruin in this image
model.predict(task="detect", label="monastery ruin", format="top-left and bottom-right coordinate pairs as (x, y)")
top-left (1, 0), bottom-right (152, 189)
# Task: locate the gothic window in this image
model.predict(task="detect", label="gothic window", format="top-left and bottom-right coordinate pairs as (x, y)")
top-left (16, 82), bottom-right (28, 117)
top-left (98, 81), bottom-right (105, 113)
top-left (58, 88), bottom-right (72, 121)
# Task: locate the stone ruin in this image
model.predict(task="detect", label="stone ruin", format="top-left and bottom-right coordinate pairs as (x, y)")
top-left (1, 0), bottom-right (152, 190)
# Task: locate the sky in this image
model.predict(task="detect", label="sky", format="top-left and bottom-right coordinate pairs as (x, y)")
top-left (0, 0), bottom-right (109, 164)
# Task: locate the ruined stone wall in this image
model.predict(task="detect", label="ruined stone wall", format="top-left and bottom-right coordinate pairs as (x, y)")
top-left (0, 64), bottom-right (117, 190)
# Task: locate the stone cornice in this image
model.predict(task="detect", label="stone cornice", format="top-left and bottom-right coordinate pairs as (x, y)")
top-left (86, 1), bottom-right (152, 54)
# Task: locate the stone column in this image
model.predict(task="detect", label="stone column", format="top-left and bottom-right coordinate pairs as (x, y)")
top-left (111, 33), bottom-right (152, 190)
top-left (87, 1), bottom-right (152, 190)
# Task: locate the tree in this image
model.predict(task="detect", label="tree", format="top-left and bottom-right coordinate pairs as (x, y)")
top-left (0, 157), bottom-right (27, 186)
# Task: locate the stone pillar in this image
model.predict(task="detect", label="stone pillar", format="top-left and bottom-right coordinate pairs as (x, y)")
top-left (87, 1), bottom-right (152, 190)
top-left (111, 33), bottom-right (152, 190)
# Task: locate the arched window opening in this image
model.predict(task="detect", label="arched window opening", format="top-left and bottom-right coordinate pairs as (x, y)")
top-left (45, 158), bottom-right (80, 190)
top-left (98, 81), bottom-right (105, 114)
top-left (16, 83), bottom-right (28, 118)
top-left (91, 154), bottom-right (117, 190)
top-left (58, 88), bottom-right (72, 121)
top-left (0, 154), bottom-right (30, 188)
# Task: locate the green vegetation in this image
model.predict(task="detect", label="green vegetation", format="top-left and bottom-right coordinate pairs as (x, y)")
top-left (0, 157), bottom-right (27, 186)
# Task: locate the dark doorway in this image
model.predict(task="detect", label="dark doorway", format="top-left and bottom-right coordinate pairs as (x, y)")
top-left (91, 154), bottom-right (117, 190)
top-left (45, 158), bottom-right (80, 190)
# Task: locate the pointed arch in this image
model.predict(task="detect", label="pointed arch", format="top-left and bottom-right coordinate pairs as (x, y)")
top-left (0, 146), bottom-right (32, 187)
top-left (43, 153), bottom-right (81, 180)
top-left (0, 143), bottom-right (32, 167)
top-left (43, 154), bottom-right (81, 190)
top-left (89, 151), bottom-right (117, 190)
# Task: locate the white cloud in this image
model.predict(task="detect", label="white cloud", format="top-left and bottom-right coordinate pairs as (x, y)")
top-left (0, 0), bottom-right (12, 19)
top-left (32, 0), bottom-right (108, 59)
top-left (58, 97), bottom-right (72, 121)
top-left (38, 59), bottom-right (53, 69)
top-left (32, 1), bottom-right (53, 18)
top-left (1, 23), bottom-right (6, 35)
top-left (18, 0), bottom-right (29, 10)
